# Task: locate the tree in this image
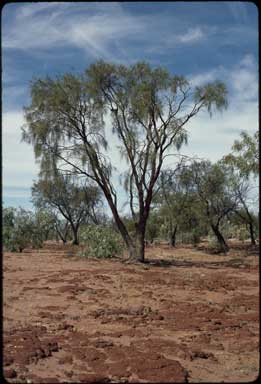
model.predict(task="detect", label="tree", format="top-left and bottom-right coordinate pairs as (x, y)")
top-left (52, 214), bottom-right (70, 243)
top-left (181, 161), bottom-right (238, 253)
top-left (222, 131), bottom-right (259, 245)
top-left (156, 164), bottom-right (209, 247)
top-left (223, 131), bottom-right (259, 178)
top-left (31, 172), bottom-right (102, 245)
top-left (34, 208), bottom-right (56, 242)
top-left (229, 176), bottom-right (258, 245)
top-left (157, 165), bottom-right (192, 247)
top-left (22, 61), bottom-right (228, 262)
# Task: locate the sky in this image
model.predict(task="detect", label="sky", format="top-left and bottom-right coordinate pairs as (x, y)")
top-left (2, 1), bottom-right (258, 213)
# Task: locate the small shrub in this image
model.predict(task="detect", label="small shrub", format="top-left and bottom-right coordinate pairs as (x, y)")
top-left (236, 226), bottom-right (249, 242)
top-left (191, 228), bottom-right (201, 246)
top-left (178, 230), bottom-right (201, 245)
top-left (3, 207), bottom-right (44, 252)
top-left (78, 225), bottom-right (124, 258)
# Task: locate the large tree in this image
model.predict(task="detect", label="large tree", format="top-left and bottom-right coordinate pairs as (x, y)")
top-left (31, 173), bottom-right (102, 245)
top-left (227, 173), bottom-right (258, 246)
top-left (22, 61), bottom-right (228, 262)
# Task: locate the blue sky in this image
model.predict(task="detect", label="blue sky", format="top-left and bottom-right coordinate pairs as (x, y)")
top-left (2, 1), bottom-right (258, 212)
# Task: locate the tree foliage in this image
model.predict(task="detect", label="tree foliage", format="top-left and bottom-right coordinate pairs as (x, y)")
top-left (223, 131), bottom-right (258, 178)
top-left (180, 161), bottom-right (239, 252)
top-left (31, 172), bottom-right (103, 244)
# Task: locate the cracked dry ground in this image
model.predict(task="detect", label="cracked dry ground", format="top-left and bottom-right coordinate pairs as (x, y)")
top-left (3, 242), bottom-right (259, 383)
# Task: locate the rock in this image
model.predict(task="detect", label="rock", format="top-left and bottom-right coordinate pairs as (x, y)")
top-left (46, 341), bottom-right (59, 352)
top-left (4, 356), bottom-right (14, 366)
top-left (77, 374), bottom-right (111, 383)
top-left (57, 323), bottom-right (74, 331)
top-left (4, 368), bottom-right (17, 379)
top-left (190, 350), bottom-right (216, 361)
top-left (58, 355), bottom-right (73, 365)
top-left (95, 340), bottom-right (114, 348)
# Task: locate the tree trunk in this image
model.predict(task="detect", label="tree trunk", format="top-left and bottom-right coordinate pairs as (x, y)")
top-left (211, 224), bottom-right (229, 253)
top-left (104, 191), bottom-right (137, 259)
top-left (56, 226), bottom-right (67, 243)
top-left (71, 225), bottom-right (79, 245)
top-left (169, 225), bottom-right (178, 247)
top-left (123, 222), bottom-right (146, 263)
top-left (135, 229), bottom-right (145, 262)
top-left (249, 222), bottom-right (256, 245)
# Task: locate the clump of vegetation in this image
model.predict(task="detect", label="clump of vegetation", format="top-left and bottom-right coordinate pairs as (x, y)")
top-left (3, 207), bottom-right (44, 252)
top-left (78, 225), bottom-right (124, 259)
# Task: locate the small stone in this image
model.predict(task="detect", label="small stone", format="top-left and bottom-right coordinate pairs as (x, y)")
top-left (4, 356), bottom-right (14, 366)
top-left (95, 340), bottom-right (114, 348)
top-left (4, 368), bottom-right (17, 379)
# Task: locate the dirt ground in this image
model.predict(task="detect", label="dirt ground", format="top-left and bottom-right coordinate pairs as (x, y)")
top-left (3, 241), bottom-right (260, 383)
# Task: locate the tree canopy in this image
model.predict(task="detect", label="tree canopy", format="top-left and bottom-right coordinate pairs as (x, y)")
top-left (223, 131), bottom-right (258, 178)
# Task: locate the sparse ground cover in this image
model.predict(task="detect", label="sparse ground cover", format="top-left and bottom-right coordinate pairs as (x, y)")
top-left (3, 241), bottom-right (259, 383)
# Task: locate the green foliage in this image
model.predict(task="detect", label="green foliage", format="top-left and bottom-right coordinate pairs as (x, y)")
top-left (178, 227), bottom-right (202, 246)
top-left (3, 207), bottom-right (43, 252)
top-left (155, 166), bottom-right (209, 246)
top-left (3, 207), bottom-right (16, 251)
top-left (32, 172), bottom-right (103, 244)
top-left (191, 227), bottom-right (202, 246)
top-left (223, 131), bottom-right (259, 178)
top-left (34, 209), bottom-right (56, 241)
top-left (181, 161), bottom-right (237, 226)
top-left (78, 225), bottom-right (124, 259)
top-left (145, 212), bottom-right (162, 243)
top-left (194, 80), bottom-right (228, 115)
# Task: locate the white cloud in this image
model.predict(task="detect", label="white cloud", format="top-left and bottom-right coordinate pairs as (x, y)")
top-left (2, 3), bottom-right (210, 64)
top-left (189, 67), bottom-right (223, 87)
top-left (189, 54), bottom-right (258, 104)
top-left (182, 100), bottom-right (258, 162)
top-left (2, 111), bottom-right (39, 188)
top-left (230, 54), bottom-right (258, 102)
top-left (183, 54), bottom-right (258, 162)
top-left (178, 27), bottom-right (205, 43)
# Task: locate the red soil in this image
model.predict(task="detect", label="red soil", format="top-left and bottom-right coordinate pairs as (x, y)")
top-left (3, 241), bottom-right (259, 382)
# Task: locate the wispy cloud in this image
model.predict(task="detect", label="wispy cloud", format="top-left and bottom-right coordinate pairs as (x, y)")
top-left (2, 3), bottom-right (146, 60)
top-left (2, 3), bottom-right (210, 62)
top-left (230, 54), bottom-right (258, 102)
top-left (177, 27), bottom-right (205, 43)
